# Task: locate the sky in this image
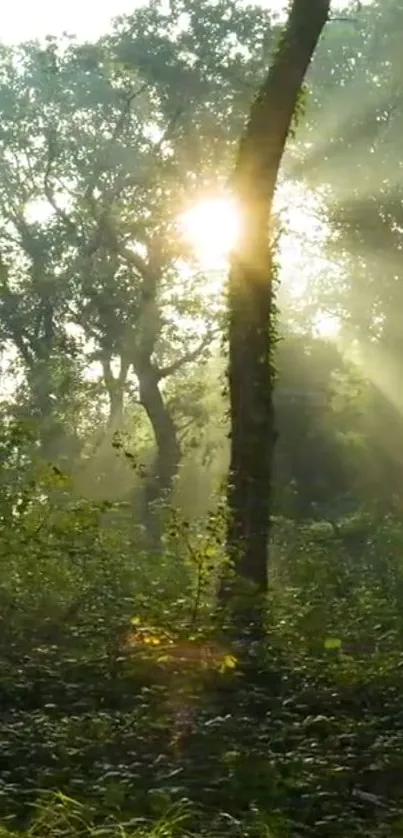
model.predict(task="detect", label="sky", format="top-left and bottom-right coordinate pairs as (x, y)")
top-left (1, 0), bottom-right (361, 44)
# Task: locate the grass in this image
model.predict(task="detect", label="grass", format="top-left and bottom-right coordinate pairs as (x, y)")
top-left (0, 793), bottom-right (278, 838)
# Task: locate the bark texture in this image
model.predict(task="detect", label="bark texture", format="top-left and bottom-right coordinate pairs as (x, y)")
top-left (225, 0), bottom-right (331, 607)
top-left (136, 359), bottom-right (181, 550)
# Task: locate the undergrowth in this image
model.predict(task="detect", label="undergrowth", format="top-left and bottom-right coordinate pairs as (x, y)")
top-left (2, 508), bottom-right (403, 838)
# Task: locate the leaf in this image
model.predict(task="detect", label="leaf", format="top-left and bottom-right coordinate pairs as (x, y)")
top-left (130, 616), bottom-right (141, 626)
top-left (156, 654), bottom-right (172, 664)
top-left (324, 637), bottom-right (341, 650)
top-left (218, 654), bottom-right (238, 673)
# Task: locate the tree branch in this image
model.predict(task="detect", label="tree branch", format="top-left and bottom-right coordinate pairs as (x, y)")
top-left (330, 0), bottom-right (361, 22)
top-left (149, 108), bottom-right (182, 159)
top-left (118, 240), bottom-right (152, 279)
top-left (157, 330), bottom-right (215, 381)
top-left (329, 16), bottom-right (358, 23)
top-left (43, 131), bottom-right (77, 234)
top-left (83, 84), bottom-right (148, 212)
top-left (0, 254), bottom-right (35, 368)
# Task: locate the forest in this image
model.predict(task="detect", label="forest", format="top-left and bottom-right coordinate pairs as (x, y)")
top-left (0, 0), bottom-right (402, 835)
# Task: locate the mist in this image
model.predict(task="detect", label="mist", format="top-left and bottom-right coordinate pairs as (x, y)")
top-left (0, 0), bottom-right (402, 835)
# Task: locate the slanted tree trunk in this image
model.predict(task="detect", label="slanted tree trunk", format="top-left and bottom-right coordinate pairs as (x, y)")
top-left (223, 0), bottom-right (330, 622)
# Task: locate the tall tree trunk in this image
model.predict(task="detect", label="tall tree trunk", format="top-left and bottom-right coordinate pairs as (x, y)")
top-left (135, 359), bottom-right (181, 551)
top-left (223, 0), bottom-right (330, 620)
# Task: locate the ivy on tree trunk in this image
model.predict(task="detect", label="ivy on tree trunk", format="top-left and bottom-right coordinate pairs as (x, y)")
top-left (224, 0), bottom-right (331, 625)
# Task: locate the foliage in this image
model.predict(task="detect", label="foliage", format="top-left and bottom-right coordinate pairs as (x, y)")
top-left (0, 0), bottom-right (278, 538)
top-left (0, 1), bottom-right (403, 837)
top-left (1, 458), bottom-right (403, 837)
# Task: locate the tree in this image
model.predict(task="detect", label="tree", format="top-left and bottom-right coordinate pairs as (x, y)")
top-left (223, 0), bottom-right (331, 622)
top-left (294, 0), bottom-right (403, 517)
top-left (296, 0), bottom-right (403, 353)
top-left (274, 333), bottom-right (360, 520)
top-left (0, 2), bottom-right (278, 546)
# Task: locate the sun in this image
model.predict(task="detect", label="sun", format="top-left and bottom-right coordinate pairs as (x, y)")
top-left (180, 187), bottom-right (340, 340)
top-left (180, 196), bottom-right (241, 270)
top-left (314, 313), bottom-right (341, 340)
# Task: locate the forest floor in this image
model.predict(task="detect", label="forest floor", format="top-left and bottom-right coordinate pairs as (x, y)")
top-left (1, 635), bottom-right (403, 838)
